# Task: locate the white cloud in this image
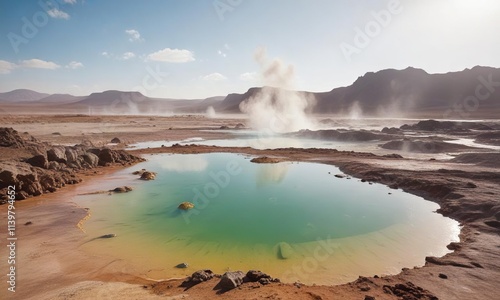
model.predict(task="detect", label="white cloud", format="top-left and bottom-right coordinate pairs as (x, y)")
top-left (20, 59), bottom-right (61, 70)
top-left (101, 51), bottom-right (109, 57)
top-left (66, 61), bottom-right (84, 69)
top-left (218, 50), bottom-right (227, 58)
top-left (121, 52), bottom-right (136, 60)
top-left (224, 43), bottom-right (230, 50)
top-left (240, 72), bottom-right (258, 82)
top-left (203, 72), bottom-right (227, 81)
top-left (63, 0), bottom-right (77, 4)
top-left (0, 60), bottom-right (17, 74)
top-left (125, 29), bottom-right (143, 42)
top-left (47, 8), bottom-right (70, 20)
top-left (146, 48), bottom-right (195, 63)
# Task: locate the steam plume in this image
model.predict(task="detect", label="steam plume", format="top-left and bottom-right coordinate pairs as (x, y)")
top-left (239, 47), bottom-right (316, 133)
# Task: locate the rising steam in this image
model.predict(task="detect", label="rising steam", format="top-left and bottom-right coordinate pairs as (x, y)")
top-left (239, 47), bottom-right (316, 133)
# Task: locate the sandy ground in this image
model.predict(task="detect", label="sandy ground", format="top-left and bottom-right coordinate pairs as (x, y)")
top-left (1, 114), bottom-right (499, 300)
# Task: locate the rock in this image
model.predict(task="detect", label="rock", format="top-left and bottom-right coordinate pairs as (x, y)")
top-left (25, 221), bottom-right (33, 225)
top-left (175, 262), bottom-right (188, 268)
top-left (334, 174), bottom-right (345, 178)
top-left (178, 202), bottom-right (195, 210)
top-left (382, 153), bottom-right (403, 159)
top-left (381, 127), bottom-right (400, 134)
top-left (140, 171), bottom-right (156, 180)
top-left (465, 182), bottom-right (477, 188)
top-left (246, 270), bottom-right (270, 282)
top-left (26, 155), bottom-right (48, 169)
top-left (438, 273), bottom-right (448, 279)
top-left (82, 153), bottom-right (99, 168)
top-left (112, 186), bottom-right (133, 193)
top-left (250, 156), bottom-right (283, 164)
top-left (383, 282), bottom-right (438, 300)
top-left (0, 128), bottom-right (27, 148)
top-left (96, 148), bottom-right (143, 166)
top-left (235, 123), bottom-right (245, 129)
top-left (277, 242), bottom-right (294, 259)
top-left (220, 125), bottom-right (229, 129)
top-left (364, 296), bottom-right (376, 300)
top-left (218, 271), bottom-right (245, 290)
top-left (181, 270), bottom-right (215, 288)
top-left (52, 132), bottom-right (62, 136)
top-left (47, 146), bottom-right (67, 163)
top-left (111, 137), bottom-right (121, 143)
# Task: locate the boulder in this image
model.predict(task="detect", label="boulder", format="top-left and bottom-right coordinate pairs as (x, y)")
top-left (82, 152), bottom-right (99, 168)
top-left (246, 270), bottom-right (272, 282)
top-left (181, 269), bottom-right (215, 288)
top-left (381, 127), bottom-right (401, 134)
top-left (178, 202), bottom-right (195, 210)
top-left (26, 155), bottom-right (48, 169)
top-left (112, 186), bottom-right (133, 193)
top-left (175, 262), bottom-right (189, 269)
top-left (218, 271), bottom-right (245, 290)
top-left (0, 128), bottom-right (27, 148)
top-left (140, 171), bottom-right (156, 180)
top-left (277, 242), bottom-right (294, 259)
top-left (97, 148), bottom-right (115, 165)
top-left (111, 137), bottom-right (121, 143)
top-left (47, 146), bottom-right (67, 163)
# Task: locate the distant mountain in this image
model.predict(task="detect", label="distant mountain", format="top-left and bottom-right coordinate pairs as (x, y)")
top-left (313, 66), bottom-right (500, 115)
top-left (38, 94), bottom-right (85, 104)
top-left (0, 89), bottom-right (50, 102)
top-left (216, 66), bottom-right (500, 117)
top-left (73, 90), bottom-right (149, 106)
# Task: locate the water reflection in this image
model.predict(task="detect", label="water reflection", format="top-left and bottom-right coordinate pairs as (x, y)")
top-left (159, 155), bottom-right (208, 172)
top-left (256, 163), bottom-right (290, 186)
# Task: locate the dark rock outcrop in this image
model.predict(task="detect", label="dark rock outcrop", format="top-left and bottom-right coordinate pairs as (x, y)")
top-left (400, 119), bottom-right (493, 132)
top-left (111, 137), bottom-right (122, 143)
top-left (380, 139), bottom-right (480, 153)
top-left (383, 282), bottom-right (438, 300)
top-left (0, 128), bottom-right (144, 204)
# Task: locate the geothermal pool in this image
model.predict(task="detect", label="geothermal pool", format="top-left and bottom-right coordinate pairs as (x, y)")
top-left (77, 153), bottom-right (460, 285)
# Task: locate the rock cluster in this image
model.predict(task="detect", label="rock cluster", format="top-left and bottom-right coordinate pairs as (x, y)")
top-left (0, 127), bottom-right (144, 204)
top-left (181, 269), bottom-right (279, 291)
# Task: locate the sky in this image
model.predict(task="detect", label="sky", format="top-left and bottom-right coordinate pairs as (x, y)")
top-left (1, 0), bottom-right (500, 99)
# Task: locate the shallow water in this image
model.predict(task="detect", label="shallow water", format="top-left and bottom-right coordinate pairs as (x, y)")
top-left (77, 153), bottom-right (459, 284)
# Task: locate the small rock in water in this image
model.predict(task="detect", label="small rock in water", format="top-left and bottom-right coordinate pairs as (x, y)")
top-left (334, 174), bottom-right (345, 179)
top-left (178, 202), bottom-right (195, 210)
top-left (277, 242), bottom-right (294, 259)
top-left (112, 186), bottom-right (133, 193)
top-left (175, 262), bottom-right (189, 268)
top-left (99, 233), bottom-right (116, 239)
top-left (140, 171), bottom-right (156, 180)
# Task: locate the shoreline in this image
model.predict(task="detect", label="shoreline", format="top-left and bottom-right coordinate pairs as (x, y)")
top-left (4, 145), bottom-right (499, 299)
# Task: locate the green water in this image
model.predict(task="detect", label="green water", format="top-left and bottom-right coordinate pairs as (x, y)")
top-left (77, 153), bottom-right (459, 284)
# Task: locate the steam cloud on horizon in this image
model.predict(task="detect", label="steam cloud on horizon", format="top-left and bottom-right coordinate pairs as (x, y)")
top-left (239, 47), bottom-right (316, 133)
